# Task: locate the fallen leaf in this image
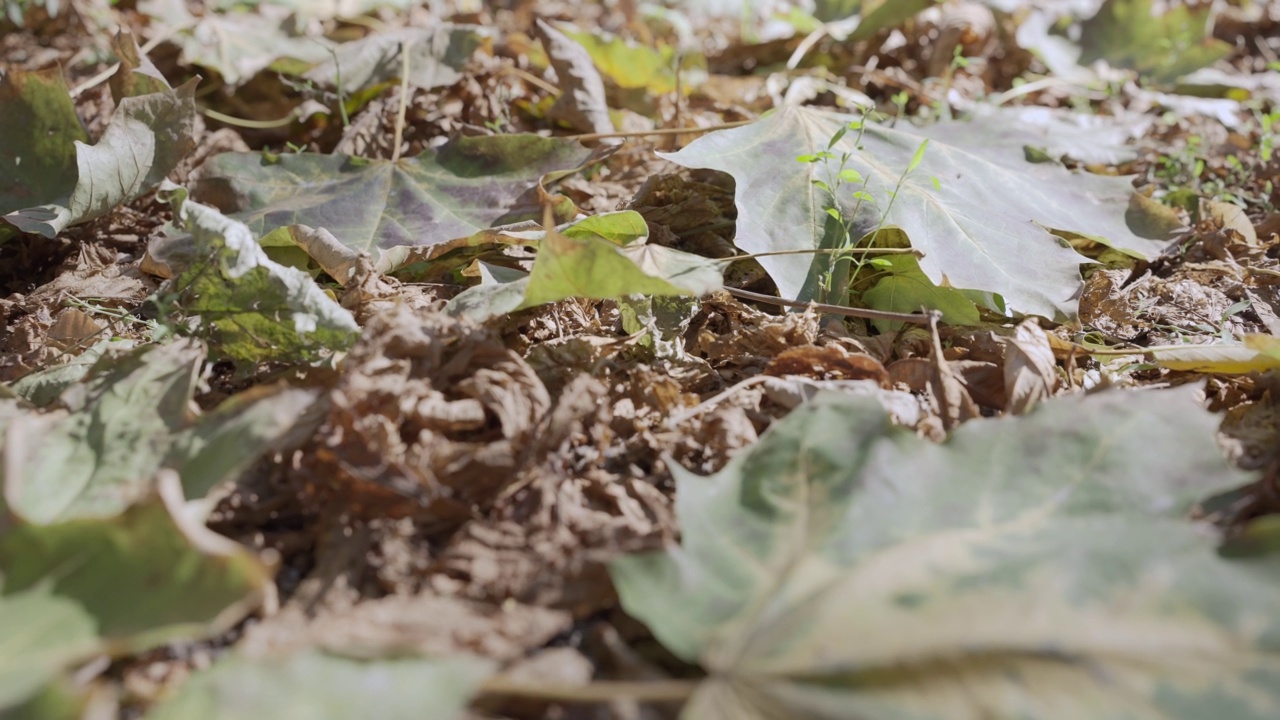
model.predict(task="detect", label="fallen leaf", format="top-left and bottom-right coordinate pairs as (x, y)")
top-left (144, 650), bottom-right (493, 720)
top-left (611, 388), bottom-right (1276, 719)
top-left (1002, 318), bottom-right (1058, 413)
top-left (662, 105), bottom-right (1173, 318)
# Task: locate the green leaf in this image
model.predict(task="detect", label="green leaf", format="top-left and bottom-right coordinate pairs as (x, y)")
top-left (0, 35), bottom-right (196, 239)
top-left (0, 339), bottom-right (320, 522)
top-left (906, 138), bottom-right (928, 171)
top-left (157, 183), bottom-right (360, 363)
top-left (861, 253), bottom-right (982, 331)
top-left (1079, 0), bottom-right (1233, 84)
top-left (445, 211), bottom-right (722, 322)
top-left (0, 495), bottom-right (268, 650)
top-left (0, 68), bottom-right (86, 223)
top-left (0, 587), bottom-right (98, 711)
top-left (611, 388), bottom-right (1280, 719)
top-left (561, 28), bottom-right (695, 95)
top-left (191, 135), bottom-right (595, 274)
top-left (145, 651), bottom-right (493, 720)
top-left (661, 105), bottom-right (1174, 318)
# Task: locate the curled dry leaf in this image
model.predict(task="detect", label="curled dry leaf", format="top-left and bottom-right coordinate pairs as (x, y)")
top-left (535, 19), bottom-right (616, 137)
top-left (301, 305), bottom-right (551, 529)
top-left (1003, 319), bottom-right (1059, 414)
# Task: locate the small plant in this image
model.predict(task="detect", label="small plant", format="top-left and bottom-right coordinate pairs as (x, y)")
top-left (796, 114), bottom-right (929, 308)
top-left (1153, 106), bottom-right (1280, 216)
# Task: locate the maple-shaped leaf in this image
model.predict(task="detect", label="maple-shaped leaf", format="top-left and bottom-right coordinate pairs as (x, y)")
top-left (661, 105), bottom-right (1174, 318)
top-left (611, 388), bottom-right (1280, 719)
top-left (192, 136), bottom-right (596, 273)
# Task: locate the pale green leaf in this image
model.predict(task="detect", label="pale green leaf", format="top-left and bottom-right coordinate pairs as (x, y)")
top-left (303, 25), bottom-right (492, 95)
top-left (0, 587), bottom-right (98, 711)
top-left (612, 388), bottom-right (1279, 719)
top-left (145, 651), bottom-right (493, 720)
top-left (1, 339), bottom-right (322, 523)
top-left (661, 105), bottom-right (1174, 318)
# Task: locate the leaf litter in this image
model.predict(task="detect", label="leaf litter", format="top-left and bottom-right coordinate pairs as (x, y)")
top-left (2, 0), bottom-right (1280, 718)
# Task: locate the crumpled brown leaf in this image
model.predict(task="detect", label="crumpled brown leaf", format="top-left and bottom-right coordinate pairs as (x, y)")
top-left (535, 19), bottom-right (616, 137)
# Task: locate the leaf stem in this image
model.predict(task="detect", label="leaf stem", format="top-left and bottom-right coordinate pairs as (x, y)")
top-left (391, 39), bottom-right (412, 163)
top-left (565, 120), bottom-right (754, 142)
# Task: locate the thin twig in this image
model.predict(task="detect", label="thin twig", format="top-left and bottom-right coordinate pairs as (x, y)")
top-left (479, 676), bottom-right (700, 704)
top-left (200, 107), bottom-right (298, 129)
top-left (564, 120), bottom-right (754, 142)
top-left (501, 65), bottom-right (562, 96)
top-left (721, 247), bottom-right (921, 263)
top-left (723, 287), bottom-right (931, 324)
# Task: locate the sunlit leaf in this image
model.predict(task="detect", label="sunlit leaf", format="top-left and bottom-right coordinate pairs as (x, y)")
top-left (156, 183), bottom-right (360, 363)
top-left (662, 105), bottom-right (1176, 318)
top-left (0, 35), bottom-right (194, 238)
top-left (445, 211), bottom-right (722, 322)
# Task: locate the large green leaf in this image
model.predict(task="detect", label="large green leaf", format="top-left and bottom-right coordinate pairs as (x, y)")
top-left (1079, 0), bottom-right (1232, 84)
top-left (191, 136), bottom-right (595, 273)
top-left (145, 651), bottom-right (493, 720)
top-left (611, 388), bottom-right (1280, 719)
top-left (661, 105), bottom-right (1173, 318)
top-left (157, 183), bottom-right (360, 363)
top-left (0, 68), bottom-right (86, 227)
top-left (0, 36), bottom-right (195, 238)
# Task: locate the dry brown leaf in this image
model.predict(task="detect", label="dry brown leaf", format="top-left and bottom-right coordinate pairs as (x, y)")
top-left (1003, 319), bottom-right (1059, 414)
top-left (926, 312), bottom-right (979, 431)
top-left (535, 19), bottom-right (616, 136)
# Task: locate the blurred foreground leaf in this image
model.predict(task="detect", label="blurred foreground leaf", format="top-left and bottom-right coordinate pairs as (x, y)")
top-left (145, 651), bottom-right (493, 720)
top-left (611, 388), bottom-right (1280, 719)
